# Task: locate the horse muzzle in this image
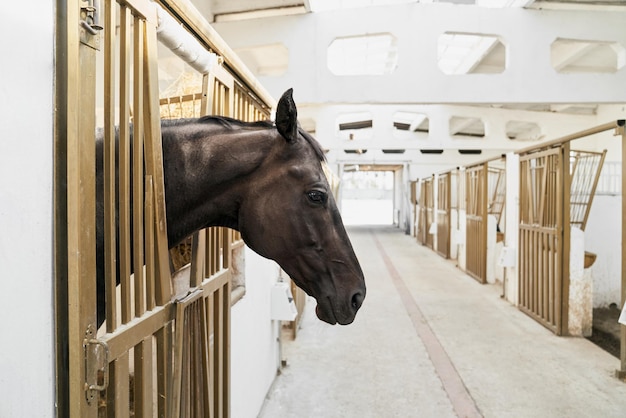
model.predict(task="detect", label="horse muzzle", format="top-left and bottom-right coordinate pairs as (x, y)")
top-left (315, 289), bottom-right (365, 325)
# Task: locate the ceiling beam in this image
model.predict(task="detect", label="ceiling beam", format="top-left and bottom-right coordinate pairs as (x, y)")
top-left (213, 3), bottom-right (626, 104)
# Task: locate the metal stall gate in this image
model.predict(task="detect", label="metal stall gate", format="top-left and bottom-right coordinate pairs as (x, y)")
top-left (488, 166), bottom-right (506, 237)
top-left (55, 0), bottom-right (272, 416)
top-left (570, 150), bottom-right (607, 231)
top-left (436, 172), bottom-right (451, 258)
top-left (518, 144), bottom-right (608, 336)
top-left (465, 163), bottom-right (488, 283)
top-left (417, 177), bottom-right (434, 248)
top-left (518, 145), bottom-right (570, 335)
top-left (410, 180), bottom-right (418, 237)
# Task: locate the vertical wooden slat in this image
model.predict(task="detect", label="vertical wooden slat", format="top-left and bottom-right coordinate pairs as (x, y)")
top-left (171, 301), bottom-right (186, 418)
top-left (134, 337), bottom-right (154, 418)
top-left (119, 4), bottom-right (132, 325)
top-left (63, 0), bottom-right (98, 411)
top-left (145, 175), bottom-right (156, 311)
top-left (142, 18), bottom-right (172, 306)
top-left (223, 280), bottom-right (231, 417)
top-left (156, 323), bottom-right (173, 418)
top-left (104, 0), bottom-right (118, 334)
top-left (133, 14), bottom-right (146, 318)
top-left (108, 353), bottom-right (130, 418)
top-left (560, 141), bottom-right (571, 335)
top-left (190, 230), bottom-right (207, 288)
top-left (207, 293), bottom-right (216, 418)
top-left (214, 288), bottom-right (224, 418)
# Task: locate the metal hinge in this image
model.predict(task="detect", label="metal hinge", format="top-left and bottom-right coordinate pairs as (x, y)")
top-left (84, 325), bottom-right (109, 404)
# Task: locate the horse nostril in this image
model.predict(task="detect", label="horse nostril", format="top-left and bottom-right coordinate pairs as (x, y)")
top-left (351, 292), bottom-right (364, 311)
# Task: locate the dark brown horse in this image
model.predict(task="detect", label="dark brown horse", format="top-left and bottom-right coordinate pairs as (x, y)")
top-left (96, 89), bottom-right (365, 327)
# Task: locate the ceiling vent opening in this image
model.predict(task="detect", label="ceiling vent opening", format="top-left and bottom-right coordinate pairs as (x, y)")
top-left (420, 149), bottom-right (444, 154)
top-left (449, 116), bottom-right (485, 138)
top-left (506, 121), bottom-right (543, 141)
top-left (382, 149), bottom-right (406, 154)
top-left (393, 112), bottom-right (429, 133)
top-left (458, 149), bottom-right (482, 155)
top-left (438, 32), bottom-right (506, 75)
top-left (337, 112), bottom-right (374, 140)
top-left (551, 38), bottom-right (625, 73)
top-left (339, 120), bottom-right (373, 131)
top-left (328, 33), bottom-right (398, 76)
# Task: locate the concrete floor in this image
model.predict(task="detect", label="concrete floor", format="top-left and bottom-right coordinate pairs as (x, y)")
top-left (258, 225), bottom-right (626, 418)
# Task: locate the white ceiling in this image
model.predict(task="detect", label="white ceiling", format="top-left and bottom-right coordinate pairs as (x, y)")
top-left (166, 0), bottom-right (626, 156)
top-left (203, 0), bottom-right (625, 117)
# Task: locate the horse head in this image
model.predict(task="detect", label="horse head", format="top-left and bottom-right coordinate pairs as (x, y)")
top-left (237, 89), bottom-right (366, 325)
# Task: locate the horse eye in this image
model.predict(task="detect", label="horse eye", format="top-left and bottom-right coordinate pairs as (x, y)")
top-left (307, 190), bottom-right (327, 205)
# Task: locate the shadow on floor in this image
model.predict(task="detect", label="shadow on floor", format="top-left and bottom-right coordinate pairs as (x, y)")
top-left (587, 304), bottom-right (621, 358)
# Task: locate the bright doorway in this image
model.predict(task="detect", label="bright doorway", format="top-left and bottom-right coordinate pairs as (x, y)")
top-left (341, 165), bottom-right (401, 225)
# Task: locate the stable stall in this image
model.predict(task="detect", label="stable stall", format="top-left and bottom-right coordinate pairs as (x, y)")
top-left (55, 0), bottom-right (281, 416)
top-left (463, 157), bottom-right (506, 285)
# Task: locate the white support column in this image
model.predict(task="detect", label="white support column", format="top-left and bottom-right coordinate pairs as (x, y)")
top-left (503, 152), bottom-right (520, 305)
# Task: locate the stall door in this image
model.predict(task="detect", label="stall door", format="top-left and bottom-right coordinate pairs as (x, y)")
top-left (518, 145), bottom-right (570, 335)
top-left (436, 173), bottom-right (451, 258)
top-left (465, 163), bottom-right (488, 283)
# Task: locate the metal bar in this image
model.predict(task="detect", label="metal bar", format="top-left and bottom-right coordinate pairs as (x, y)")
top-left (171, 300), bottom-right (186, 418)
top-left (516, 120), bottom-right (624, 155)
top-left (133, 14), bottom-right (146, 318)
top-left (119, 0), bottom-right (156, 22)
top-left (581, 150), bottom-right (607, 231)
top-left (119, 4), bottom-right (132, 325)
top-left (100, 304), bottom-right (173, 361)
top-left (62, 0), bottom-right (99, 410)
top-left (480, 163), bottom-right (488, 281)
top-left (214, 287), bottom-right (224, 417)
top-left (560, 142), bottom-right (571, 335)
top-left (104, 0), bottom-right (118, 334)
top-left (133, 337), bottom-right (154, 418)
top-left (223, 227), bottom-right (232, 269)
top-left (142, 18), bottom-right (172, 305)
top-left (109, 353), bottom-right (130, 418)
top-left (207, 293), bottom-right (215, 418)
top-left (53, 0), bottom-right (73, 413)
top-left (190, 230), bottom-right (206, 288)
top-left (156, 324), bottom-right (169, 417)
top-left (145, 175), bottom-right (156, 311)
top-left (199, 297), bottom-right (212, 416)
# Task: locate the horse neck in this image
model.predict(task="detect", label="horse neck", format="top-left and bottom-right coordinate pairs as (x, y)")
top-left (163, 125), bottom-right (275, 247)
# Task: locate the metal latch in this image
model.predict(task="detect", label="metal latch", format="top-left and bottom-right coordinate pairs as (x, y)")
top-left (84, 328), bottom-right (109, 404)
top-left (80, 0), bottom-right (103, 35)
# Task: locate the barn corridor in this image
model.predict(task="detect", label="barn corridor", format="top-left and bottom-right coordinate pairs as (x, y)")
top-left (258, 225), bottom-right (626, 418)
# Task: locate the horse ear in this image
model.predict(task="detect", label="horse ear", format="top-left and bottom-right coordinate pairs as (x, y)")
top-left (276, 88), bottom-right (298, 143)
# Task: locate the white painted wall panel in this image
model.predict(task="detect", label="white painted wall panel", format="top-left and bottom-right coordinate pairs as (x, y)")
top-left (0, 2), bottom-right (55, 416)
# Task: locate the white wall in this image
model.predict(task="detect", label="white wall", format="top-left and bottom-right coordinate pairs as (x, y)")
top-left (0, 2), bottom-right (55, 416)
top-left (585, 194), bottom-right (622, 308)
top-left (503, 152), bottom-right (520, 305)
top-left (230, 247), bottom-right (281, 418)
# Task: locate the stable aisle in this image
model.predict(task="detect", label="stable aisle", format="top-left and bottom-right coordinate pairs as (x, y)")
top-left (258, 226), bottom-right (626, 418)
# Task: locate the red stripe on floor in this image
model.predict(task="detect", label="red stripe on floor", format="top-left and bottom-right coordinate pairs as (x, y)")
top-left (373, 232), bottom-right (483, 418)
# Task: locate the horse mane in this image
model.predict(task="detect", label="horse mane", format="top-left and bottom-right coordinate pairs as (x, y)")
top-left (162, 116), bottom-right (326, 162)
